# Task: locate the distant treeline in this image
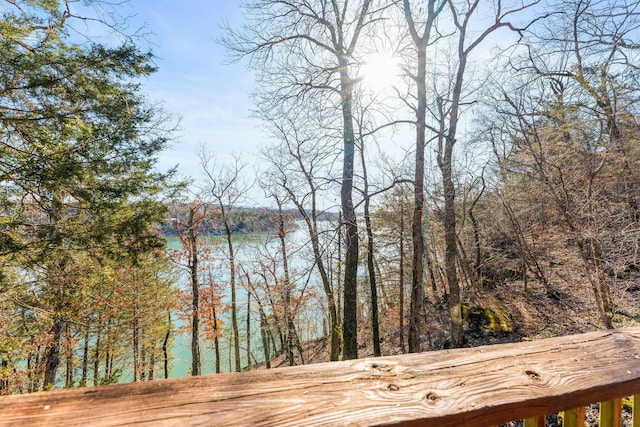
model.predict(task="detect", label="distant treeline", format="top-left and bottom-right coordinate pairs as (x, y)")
top-left (161, 203), bottom-right (338, 236)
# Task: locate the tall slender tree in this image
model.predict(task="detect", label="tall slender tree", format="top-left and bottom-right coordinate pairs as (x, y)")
top-left (225, 0), bottom-right (385, 359)
top-left (434, 0), bottom-right (536, 347)
top-left (201, 154), bottom-right (250, 372)
top-left (402, 0), bottom-right (446, 353)
top-left (262, 112), bottom-right (342, 361)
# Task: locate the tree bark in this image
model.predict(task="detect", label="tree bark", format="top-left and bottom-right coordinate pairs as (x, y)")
top-left (223, 208), bottom-right (242, 372)
top-left (360, 132), bottom-right (381, 357)
top-left (188, 207), bottom-right (201, 376)
top-left (399, 202), bottom-right (406, 353)
top-left (81, 328), bottom-right (89, 387)
top-left (64, 324), bottom-right (73, 388)
top-left (339, 58), bottom-right (359, 361)
top-left (259, 307), bottom-right (271, 369)
top-left (43, 318), bottom-right (64, 389)
top-left (404, 0), bottom-right (440, 354)
top-left (246, 291), bottom-right (252, 369)
top-left (409, 40), bottom-right (427, 354)
top-left (93, 331), bottom-right (101, 386)
top-left (163, 312), bottom-right (170, 380)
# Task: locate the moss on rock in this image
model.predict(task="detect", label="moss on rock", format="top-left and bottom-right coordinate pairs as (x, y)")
top-left (462, 302), bottom-right (513, 334)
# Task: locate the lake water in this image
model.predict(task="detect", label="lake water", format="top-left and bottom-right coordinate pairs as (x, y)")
top-left (163, 221), bottom-right (326, 377)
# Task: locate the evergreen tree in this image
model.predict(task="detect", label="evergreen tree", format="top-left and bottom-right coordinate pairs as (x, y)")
top-left (0, 0), bottom-right (174, 390)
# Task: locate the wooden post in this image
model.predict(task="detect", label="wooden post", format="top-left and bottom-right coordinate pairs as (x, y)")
top-left (633, 395), bottom-right (640, 427)
top-left (600, 398), bottom-right (622, 427)
top-left (524, 415), bottom-right (545, 427)
top-left (562, 407), bottom-right (585, 427)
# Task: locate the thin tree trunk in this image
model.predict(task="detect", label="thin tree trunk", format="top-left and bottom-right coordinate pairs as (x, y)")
top-left (290, 200), bottom-right (340, 360)
top-left (212, 292), bottom-right (221, 374)
top-left (104, 319), bottom-right (112, 381)
top-left (469, 176), bottom-right (485, 290)
top-left (426, 246), bottom-right (440, 306)
top-left (188, 207), bottom-right (201, 376)
top-left (374, 258), bottom-right (389, 312)
top-left (399, 202), bottom-right (406, 353)
top-left (132, 297), bottom-right (139, 382)
top-left (337, 212), bottom-right (342, 328)
top-left (81, 328), bottom-right (89, 387)
top-left (259, 308), bottom-right (271, 369)
top-left (246, 291), bottom-right (252, 370)
top-left (223, 214), bottom-right (241, 372)
top-left (292, 325), bottom-right (305, 364)
top-left (276, 203), bottom-right (296, 366)
top-left (163, 312), bottom-right (171, 379)
top-left (358, 132), bottom-right (381, 357)
top-left (93, 332), bottom-right (100, 386)
top-left (64, 324), bottom-right (73, 388)
top-left (148, 351), bottom-right (155, 381)
top-left (140, 343), bottom-right (146, 381)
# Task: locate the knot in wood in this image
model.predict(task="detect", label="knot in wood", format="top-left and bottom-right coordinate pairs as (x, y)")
top-left (365, 362), bottom-right (395, 376)
top-left (387, 384), bottom-right (399, 391)
top-left (425, 392), bottom-right (440, 404)
top-left (525, 370), bottom-right (541, 381)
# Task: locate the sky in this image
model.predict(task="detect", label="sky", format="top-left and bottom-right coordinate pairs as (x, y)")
top-left (119, 1), bottom-right (265, 187)
top-left (76, 0), bottom-right (533, 207)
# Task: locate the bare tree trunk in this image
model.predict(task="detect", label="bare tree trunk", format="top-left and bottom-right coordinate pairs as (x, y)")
top-left (188, 207), bottom-right (201, 376)
top-left (81, 328), bottom-right (89, 386)
top-left (148, 351), bottom-right (155, 381)
top-left (339, 58), bottom-right (359, 361)
top-left (287, 195), bottom-right (340, 361)
top-left (443, 144), bottom-right (464, 347)
top-left (246, 291), bottom-right (252, 370)
top-left (163, 312), bottom-right (170, 379)
top-left (93, 331), bottom-right (101, 386)
top-left (213, 305), bottom-right (221, 374)
top-left (469, 176), bottom-right (485, 290)
top-left (259, 308), bottom-right (271, 369)
top-left (404, 0), bottom-right (441, 354)
top-left (64, 324), bottom-right (73, 388)
top-left (337, 212), bottom-right (342, 328)
top-left (223, 214), bottom-right (242, 372)
top-left (140, 343), bottom-right (146, 381)
top-left (409, 39), bottom-right (427, 354)
top-left (104, 319), bottom-right (111, 381)
top-left (276, 202), bottom-right (297, 366)
top-left (360, 138), bottom-right (381, 357)
top-left (399, 202), bottom-right (406, 353)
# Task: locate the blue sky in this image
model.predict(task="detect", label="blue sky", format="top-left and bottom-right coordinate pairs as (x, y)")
top-left (124, 1), bottom-right (263, 185)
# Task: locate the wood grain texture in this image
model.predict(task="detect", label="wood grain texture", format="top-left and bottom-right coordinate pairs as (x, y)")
top-left (3, 327), bottom-right (640, 427)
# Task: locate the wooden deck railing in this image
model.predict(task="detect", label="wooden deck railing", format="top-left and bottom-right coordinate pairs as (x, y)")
top-left (3, 327), bottom-right (640, 426)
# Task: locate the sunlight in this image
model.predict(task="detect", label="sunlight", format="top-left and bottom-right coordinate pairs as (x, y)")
top-left (359, 52), bottom-right (401, 92)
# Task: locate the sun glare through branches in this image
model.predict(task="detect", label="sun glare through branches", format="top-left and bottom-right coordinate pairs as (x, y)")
top-left (359, 52), bottom-right (402, 93)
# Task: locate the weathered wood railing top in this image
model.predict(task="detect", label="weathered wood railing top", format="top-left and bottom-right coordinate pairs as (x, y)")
top-left (2, 327), bottom-right (640, 426)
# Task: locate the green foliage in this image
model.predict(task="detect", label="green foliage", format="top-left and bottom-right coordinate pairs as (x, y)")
top-left (0, 0), bottom-right (177, 392)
